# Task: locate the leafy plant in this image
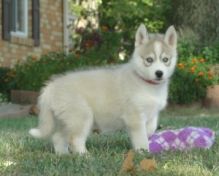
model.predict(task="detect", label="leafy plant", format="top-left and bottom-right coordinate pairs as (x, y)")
top-left (71, 0), bottom-right (172, 62)
top-left (169, 57), bottom-right (216, 104)
top-left (12, 52), bottom-right (113, 91)
top-left (177, 28), bottom-right (198, 60)
top-left (201, 43), bottom-right (219, 64)
top-left (0, 67), bottom-right (16, 100)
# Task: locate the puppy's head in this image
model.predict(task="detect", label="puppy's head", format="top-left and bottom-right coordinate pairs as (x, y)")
top-left (132, 24), bottom-right (177, 84)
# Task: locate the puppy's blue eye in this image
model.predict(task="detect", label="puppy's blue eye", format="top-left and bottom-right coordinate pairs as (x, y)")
top-left (146, 57), bottom-right (153, 63)
top-left (162, 57), bottom-right (169, 63)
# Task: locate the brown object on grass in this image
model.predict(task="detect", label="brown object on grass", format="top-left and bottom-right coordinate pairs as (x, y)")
top-left (29, 104), bottom-right (39, 115)
top-left (121, 150), bottom-right (135, 173)
top-left (139, 158), bottom-right (157, 172)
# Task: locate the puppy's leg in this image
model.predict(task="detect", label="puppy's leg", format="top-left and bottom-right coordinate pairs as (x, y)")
top-left (128, 122), bottom-right (148, 151)
top-left (146, 114), bottom-right (159, 137)
top-left (52, 131), bottom-right (69, 155)
top-left (61, 104), bottom-right (93, 155)
top-left (69, 116), bottom-right (93, 154)
top-left (125, 112), bottom-right (149, 151)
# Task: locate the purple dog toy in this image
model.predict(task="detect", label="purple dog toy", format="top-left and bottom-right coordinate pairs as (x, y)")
top-left (149, 127), bottom-right (215, 153)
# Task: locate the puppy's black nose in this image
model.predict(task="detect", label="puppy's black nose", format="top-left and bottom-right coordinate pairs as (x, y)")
top-left (155, 70), bottom-right (163, 78)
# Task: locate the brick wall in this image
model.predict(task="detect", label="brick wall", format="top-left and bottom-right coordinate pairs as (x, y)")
top-left (0, 0), bottom-right (64, 67)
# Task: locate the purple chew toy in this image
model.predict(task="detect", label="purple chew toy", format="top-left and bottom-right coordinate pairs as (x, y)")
top-left (149, 127), bottom-right (215, 153)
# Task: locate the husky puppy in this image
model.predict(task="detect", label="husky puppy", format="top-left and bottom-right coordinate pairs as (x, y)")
top-left (29, 24), bottom-right (177, 154)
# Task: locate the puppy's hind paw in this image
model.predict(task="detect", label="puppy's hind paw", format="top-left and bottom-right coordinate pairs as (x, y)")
top-left (29, 128), bottom-right (42, 138)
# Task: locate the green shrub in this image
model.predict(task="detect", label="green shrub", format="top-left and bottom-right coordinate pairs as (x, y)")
top-left (177, 25), bottom-right (219, 65)
top-left (71, 0), bottom-right (172, 62)
top-left (201, 42), bottom-right (219, 64)
top-left (0, 67), bottom-right (16, 100)
top-left (169, 57), bottom-right (216, 104)
top-left (177, 39), bottom-right (196, 60)
top-left (12, 52), bottom-right (114, 91)
top-left (99, 0), bottom-right (171, 32)
top-left (177, 28), bottom-right (198, 60)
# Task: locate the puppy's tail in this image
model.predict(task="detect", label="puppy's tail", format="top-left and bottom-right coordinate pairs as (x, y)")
top-left (29, 87), bottom-right (54, 138)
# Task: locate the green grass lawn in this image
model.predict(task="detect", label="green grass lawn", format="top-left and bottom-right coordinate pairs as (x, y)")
top-left (0, 106), bottom-right (219, 176)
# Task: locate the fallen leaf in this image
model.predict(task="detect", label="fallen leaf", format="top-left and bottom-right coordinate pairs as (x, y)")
top-left (29, 104), bottom-right (39, 115)
top-left (121, 150), bottom-right (135, 173)
top-left (139, 158), bottom-right (157, 172)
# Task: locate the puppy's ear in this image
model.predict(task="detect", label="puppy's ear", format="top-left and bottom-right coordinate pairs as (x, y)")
top-left (135, 24), bottom-right (149, 47)
top-left (164, 26), bottom-right (177, 48)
